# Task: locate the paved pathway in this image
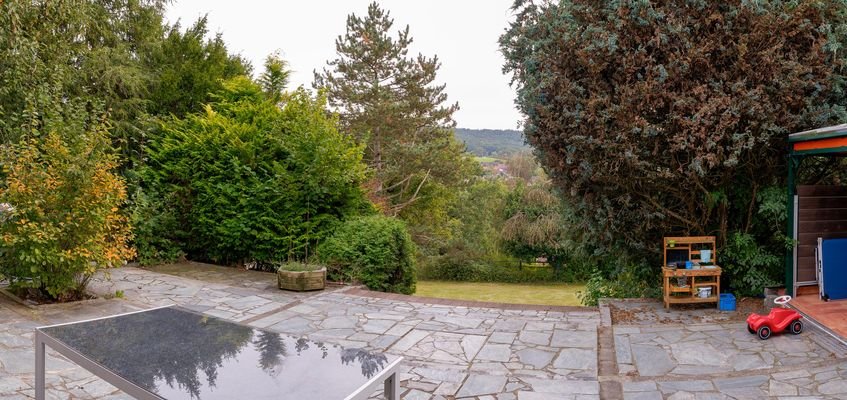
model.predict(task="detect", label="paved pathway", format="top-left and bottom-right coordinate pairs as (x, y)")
top-left (606, 300), bottom-right (847, 400)
top-left (0, 265), bottom-right (846, 399)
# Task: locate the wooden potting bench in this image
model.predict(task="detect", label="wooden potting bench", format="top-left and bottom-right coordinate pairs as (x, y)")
top-left (662, 236), bottom-right (721, 309)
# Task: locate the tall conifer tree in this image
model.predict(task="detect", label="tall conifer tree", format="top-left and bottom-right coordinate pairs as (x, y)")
top-left (315, 2), bottom-right (474, 249)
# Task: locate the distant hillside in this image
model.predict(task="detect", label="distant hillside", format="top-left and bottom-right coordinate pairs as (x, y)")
top-left (454, 128), bottom-right (530, 157)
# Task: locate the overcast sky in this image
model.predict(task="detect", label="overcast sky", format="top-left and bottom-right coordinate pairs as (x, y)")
top-left (165, 1), bottom-right (522, 130)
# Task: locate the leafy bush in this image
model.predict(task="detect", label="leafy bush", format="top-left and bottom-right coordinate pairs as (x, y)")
top-left (418, 255), bottom-right (591, 283)
top-left (721, 232), bottom-right (782, 297)
top-left (318, 216), bottom-right (416, 294)
top-left (578, 266), bottom-right (661, 306)
top-left (138, 78), bottom-right (368, 265)
top-left (719, 185), bottom-right (789, 296)
top-left (417, 253), bottom-right (488, 281)
top-left (0, 124), bottom-right (134, 300)
top-left (130, 189), bottom-right (184, 265)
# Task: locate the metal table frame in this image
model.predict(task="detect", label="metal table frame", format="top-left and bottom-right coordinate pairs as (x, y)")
top-left (35, 305), bottom-right (402, 400)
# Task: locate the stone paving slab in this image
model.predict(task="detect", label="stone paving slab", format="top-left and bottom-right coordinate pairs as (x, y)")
top-left (613, 321), bottom-right (847, 399)
top-left (605, 298), bottom-right (765, 326)
top-left (238, 289), bottom-right (603, 397)
top-left (2, 266), bottom-right (847, 400)
top-left (1, 267), bottom-right (602, 399)
top-left (615, 323), bottom-right (839, 378)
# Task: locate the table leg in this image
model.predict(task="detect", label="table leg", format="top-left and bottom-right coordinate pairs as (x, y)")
top-left (35, 333), bottom-right (45, 400)
top-left (384, 371), bottom-right (399, 400)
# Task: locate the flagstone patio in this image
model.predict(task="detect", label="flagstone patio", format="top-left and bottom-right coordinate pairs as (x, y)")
top-left (0, 264), bottom-right (846, 399)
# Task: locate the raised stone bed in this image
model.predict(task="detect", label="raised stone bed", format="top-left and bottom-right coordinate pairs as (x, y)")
top-left (277, 266), bottom-right (326, 291)
top-left (0, 285), bottom-right (105, 309)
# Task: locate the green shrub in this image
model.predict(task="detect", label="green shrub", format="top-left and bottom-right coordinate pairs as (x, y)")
top-left (0, 122), bottom-right (135, 300)
top-left (718, 186), bottom-right (789, 296)
top-left (721, 231), bottom-right (782, 297)
top-left (418, 237), bottom-right (595, 284)
top-left (418, 255), bottom-right (587, 283)
top-left (131, 189), bottom-right (184, 265)
top-left (418, 254), bottom-right (487, 281)
top-left (578, 263), bottom-right (662, 306)
top-left (318, 216), bottom-right (416, 294)
top-left (139, 78), bottom-right (368, 265)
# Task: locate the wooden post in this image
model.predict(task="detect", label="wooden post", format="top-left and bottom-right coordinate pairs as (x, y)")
top-left (785, 155), bottom-right (800, 296)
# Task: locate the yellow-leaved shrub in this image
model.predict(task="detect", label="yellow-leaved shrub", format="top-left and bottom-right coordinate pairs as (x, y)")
top-left (0, 125), bottom-right (134, 301)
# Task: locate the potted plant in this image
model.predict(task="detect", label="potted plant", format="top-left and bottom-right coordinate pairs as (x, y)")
top-left (276, 261), bottom-right (326, 291)
top-left (668, 239), bottom-right (676, 248)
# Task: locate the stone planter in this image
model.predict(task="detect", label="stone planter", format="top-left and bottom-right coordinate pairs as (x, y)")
top-left (277, 267), bottom-right (326, 291)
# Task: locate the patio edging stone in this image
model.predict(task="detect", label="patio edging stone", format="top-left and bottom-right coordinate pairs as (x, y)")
top-left (343, 286), bottom-right (595, 312)
top-left (0, 285), bottom-right (113, 310)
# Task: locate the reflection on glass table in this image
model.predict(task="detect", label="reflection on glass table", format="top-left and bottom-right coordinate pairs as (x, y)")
top-left (35, 306), bottom-right (401, 400)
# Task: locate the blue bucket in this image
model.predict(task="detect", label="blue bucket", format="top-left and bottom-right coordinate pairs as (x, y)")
top-left (719, 293), bottom-right (736, 311)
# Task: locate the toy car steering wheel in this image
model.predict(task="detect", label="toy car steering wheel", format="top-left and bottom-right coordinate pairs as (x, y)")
top-left (774, 295), bottom-right (792, 305)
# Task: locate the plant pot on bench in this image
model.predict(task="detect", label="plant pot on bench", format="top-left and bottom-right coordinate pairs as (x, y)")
top-left (277, 264), bottom-right (327, 291)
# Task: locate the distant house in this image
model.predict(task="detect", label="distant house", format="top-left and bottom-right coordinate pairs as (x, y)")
top-left (480, 161), bottom-right (510, 178)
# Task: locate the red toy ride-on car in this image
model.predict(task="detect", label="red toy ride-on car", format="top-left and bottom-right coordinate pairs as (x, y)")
top-left (746, 295), bottom-right (803, 340)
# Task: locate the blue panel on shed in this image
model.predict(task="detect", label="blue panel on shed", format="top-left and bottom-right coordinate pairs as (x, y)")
top-left (822, 238), bottom-right (847, 300)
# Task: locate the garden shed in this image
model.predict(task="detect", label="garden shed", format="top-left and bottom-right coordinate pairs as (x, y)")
top-left (785, 123), bottom-right (847, 339)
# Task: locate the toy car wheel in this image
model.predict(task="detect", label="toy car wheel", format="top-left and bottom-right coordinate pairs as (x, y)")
top-left (791, 320), bottom-right (803, 334)
top-left (747, 324), bottom-right (755, 334)
top-left (757, 326), bottom-right (771, 340)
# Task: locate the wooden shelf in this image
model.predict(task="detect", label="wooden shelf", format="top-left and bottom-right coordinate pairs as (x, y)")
top-left (663, 267), bottom-right (722, 277)
top-left (665, 236), bottom-right (719, 244)
top-left (663, 236), bottom-right (720, 309)
top-left (666, 295), bottom-right (719, 304)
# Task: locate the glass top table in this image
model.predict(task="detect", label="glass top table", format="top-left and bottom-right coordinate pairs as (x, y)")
top-left (35, 305), bottom-right (401, 400)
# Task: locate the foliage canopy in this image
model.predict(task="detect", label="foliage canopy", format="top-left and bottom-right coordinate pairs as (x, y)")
top-left (501, 0), bottom-right (847, 261)
top-left (137, 78), bottom-right (368, 265)
top-left (0, 1), bottom-right (250, 176)
top-left (0, 107), bottom-right (134, 300)
top-left (147, 16), bottom-right (252, 118)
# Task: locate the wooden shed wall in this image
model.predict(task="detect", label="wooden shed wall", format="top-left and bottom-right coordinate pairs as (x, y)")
top-left (797, 185), bottom-right (847, 283)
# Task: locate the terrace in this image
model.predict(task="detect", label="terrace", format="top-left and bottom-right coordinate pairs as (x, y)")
top-left (1, 263), bottom-right (846, 399)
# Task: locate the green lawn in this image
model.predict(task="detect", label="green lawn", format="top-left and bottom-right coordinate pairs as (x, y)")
top-left (414, 280), bottom-right (585, 307)
top-left (474, 156), bottom-right (500, 163)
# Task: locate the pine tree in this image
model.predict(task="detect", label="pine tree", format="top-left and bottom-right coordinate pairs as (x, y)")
top-left (314, 2), bottom-right (470, 224)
